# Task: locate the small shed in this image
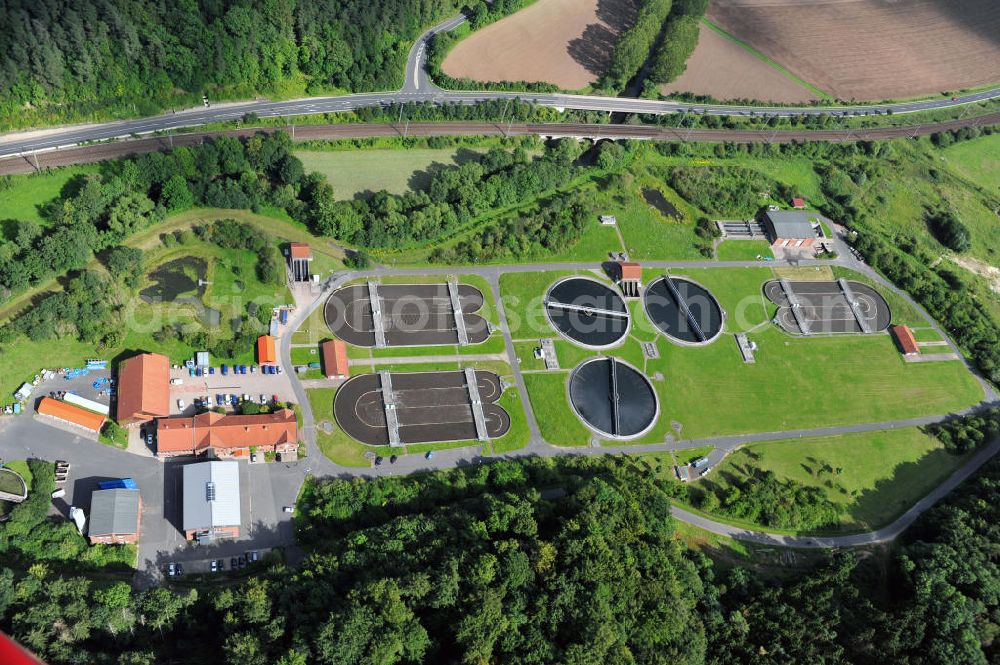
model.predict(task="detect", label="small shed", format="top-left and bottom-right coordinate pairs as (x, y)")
top-left (257, 336), bottom-right (277, 364)
top-left (891, 325), bottom-right (920, 356)
top-left (791, 197), bottom-right (807, 209)
top-left (599, 215), bottom-right (617, 225)
top-left (320, 339), bottom-right (349, 379)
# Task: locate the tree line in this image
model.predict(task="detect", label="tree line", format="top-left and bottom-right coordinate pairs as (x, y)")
top-left (0, 0), bottom-right (462, 130)
top-left (4, 441), bottom-right (1000, 663)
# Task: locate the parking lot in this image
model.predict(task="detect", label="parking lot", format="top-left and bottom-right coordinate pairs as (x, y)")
top-left (167, 365), bottom-right (296, 416)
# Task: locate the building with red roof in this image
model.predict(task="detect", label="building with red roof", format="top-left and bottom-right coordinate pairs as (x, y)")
top-left (37, 397), bottom-right (106, 433)
top-left (792, 197), bottom-right (807, 209)
top-left (892, 325), bottom-right (920, 357)
top-left (617, 262), bottom-right (643, 298)
top-left (288, 243), bottom-right (313, 282)
top-left (155, 409), bottom-right (298, 459)
top-left (257, 335), bottom-right (277, 365)
top-left (116, 353), bottom-right (169, 426)
top-left (321, 339), bottom-right (349, 379)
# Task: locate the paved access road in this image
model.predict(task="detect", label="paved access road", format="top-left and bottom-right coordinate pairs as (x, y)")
top-left (0, 13), bottom-right (997, 162)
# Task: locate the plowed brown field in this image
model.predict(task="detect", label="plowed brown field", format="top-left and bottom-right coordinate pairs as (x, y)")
top-left (441, 0), bottom-right (638, 90)
top-left (661, 22), bottom-right (818, 102)
top-left (708, 0), bottom-right (1000, 101)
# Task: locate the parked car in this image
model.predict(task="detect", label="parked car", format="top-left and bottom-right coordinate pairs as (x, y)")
top-left (425, 451), bottom-right (434, 460)
top-left (231, 557), bottom-right (238, 570)
top-left (272, 395), bottom-right (279, 404)
top-left (176, 563), bottom-right (183, 576)
top-left (374, 456), bottom-right (383, 466)
top-left (250, 365), bottom-right (256, 375)
top-left (250, 453), bottom-right (257, 463)
top-left (146, 433), bottom-right (153, 446)
top-left (210, 560), bottom-right (218, 573)
top-left (389, 455), bottom-right (398, 464)
top-left (51, 488), bottom-right (66, 499)
top-left (230, 394), bottom-right (239, 406)
top-left (177, 399), bottom-right (185, 410)
top-left (242, 393), bottom-right (250, 402)
top-left (170, 378), bottom-right (183, 385)
top-left (167, 563), bottom-right (176, 577)
top-left (208, 367), bottom-right (215, 375)
top-left (283, 506), bottom-right (294, 513)
top-left (238, 556), bottom-right (246, 569)
top-left (248, 551), bottom-right (259, 563)
top-left (221, 364), bottom-right (229, 375)
top-left (259, 394), bottom-right (266, 405)
top-left (691, 457), bottom-right (710, 469)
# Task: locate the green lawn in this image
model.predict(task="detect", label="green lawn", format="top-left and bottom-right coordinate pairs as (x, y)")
top-left (296, 148), bottom-right (485, 199)
top-left (699, 428), bottom-right (972, 533)
top-left (0, 165), bottom-right (99, 226)
top-left (658, 327), bottom-right (982, 440)
top-left (610, 176), bottom-right (707, 261)
top-left (2, 460), bottom-right (32, 490)
top-left (716, 240), bottom-right (773, 262)
top-left (522, 372), bottom-right (590, 446)
top-left (939, 133), bottom-right (1000, 193)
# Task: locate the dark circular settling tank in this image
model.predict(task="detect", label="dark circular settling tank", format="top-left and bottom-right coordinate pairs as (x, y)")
top-left (643, 276), bottom-right (724, 345)
top-left (545, 277), bottom-right (630, 349)
top-left (568, 357), bottom-right (658, 440)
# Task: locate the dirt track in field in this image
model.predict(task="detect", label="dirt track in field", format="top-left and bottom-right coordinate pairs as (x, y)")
top-left (661, 22), bottom-right (818, 103)
top-left (708, 0), bottom-right (1000, 101)
top-left (442, 0), bottom-right (638, 90)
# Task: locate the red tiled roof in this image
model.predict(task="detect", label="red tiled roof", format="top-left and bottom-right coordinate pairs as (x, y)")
top-left (257, 336), bottom-right (277, 364)
top-left (792, 198), bottom-right (807, 208)
top-left (620, 262), bottom-right (642, 280)
top-left (115, 353), bottom-right (169, 424)
top-left (321, 339), bottom-right (349, 378)
top-left (892, 325), bottom-right (920, 356)
top-left (156, 409), bottom-right (297, 454)
top-left (38, 397), bottom-right (106, 432)
top-left (289, 243), bottom-right (312, 259)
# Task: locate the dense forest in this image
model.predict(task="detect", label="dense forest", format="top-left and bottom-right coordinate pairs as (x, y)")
top-left (0, 0), bottom-right (462, 129)
top-left (2, 445), bottom-right (1000, 663)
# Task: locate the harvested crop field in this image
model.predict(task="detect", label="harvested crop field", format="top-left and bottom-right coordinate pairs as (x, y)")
top-left (442, 0), bottom-right (637, 90)
top-left (661, 22), bottom-right (818, 103)
top-left (708, 0), bottom-right (1000, 101)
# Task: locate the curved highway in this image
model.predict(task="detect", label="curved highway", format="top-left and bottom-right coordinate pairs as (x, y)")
top-left (0, 14), bottom-right (997, 161)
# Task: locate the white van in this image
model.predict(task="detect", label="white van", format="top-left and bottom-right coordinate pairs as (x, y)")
top-left (51, 488), bottom-right (66, 499)
top-left (170, 378), bottom-right (183, 385)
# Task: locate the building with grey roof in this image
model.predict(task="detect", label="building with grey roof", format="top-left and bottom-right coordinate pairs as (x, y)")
top-left (182, 461), bottom-right (241, 541)
top-left (763, 210), bottom-right (827, 245)
top-left (88, 488), bottom-right (142, 545)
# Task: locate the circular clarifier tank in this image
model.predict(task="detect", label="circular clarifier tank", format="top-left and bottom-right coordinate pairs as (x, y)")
top-left (643, 276), bottom-right (724, 345)
top-left (544, 277), bottom-right (630, 349)
top-left (568, 357), bottom-right (658, 440)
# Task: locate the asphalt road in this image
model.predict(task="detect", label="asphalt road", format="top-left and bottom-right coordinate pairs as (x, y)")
top-left (0, 13), bottom-right (997, 163)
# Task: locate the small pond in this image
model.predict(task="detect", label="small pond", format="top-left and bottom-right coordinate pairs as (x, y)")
top-left (140, 257), bottom-right (207, 303)
top-left (642, 188), bottom-right (681, 220)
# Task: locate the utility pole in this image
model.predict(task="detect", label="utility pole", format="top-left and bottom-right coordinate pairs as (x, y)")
top-left (31, 151), bottom-right (39, 171)
top-left (404, 118), bottom-right (410, 139)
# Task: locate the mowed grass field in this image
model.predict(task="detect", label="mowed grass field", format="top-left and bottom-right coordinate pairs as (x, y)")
top-left (296, 148), bottom-right (484, 199)
top-left (441, 0), bottom-right (638, 90)
top-left (700, 428), bottom-right (972, 532)
top-left (939, 133), bottom-right (1000, 193)
top-left (0, 165), bottom-right (98, 226)
top-left (503, 267), bottom-right (982, 446)
top-left (708, 0), bottom-right (1000, 100)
